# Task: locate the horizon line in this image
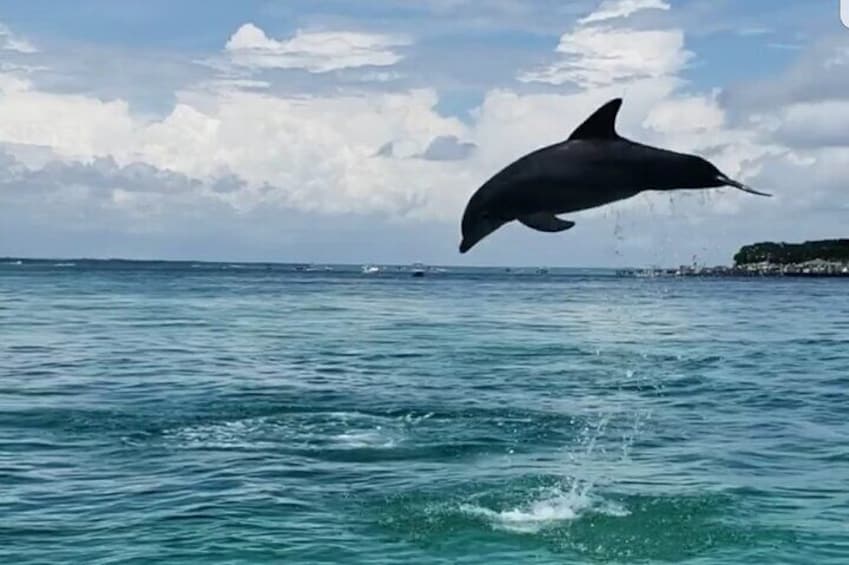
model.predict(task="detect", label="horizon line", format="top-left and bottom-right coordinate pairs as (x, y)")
top-left (1, 254), bottom-right (732, 271)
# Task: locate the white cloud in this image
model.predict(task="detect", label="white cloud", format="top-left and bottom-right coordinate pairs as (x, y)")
top-left (578, 0), bottom-right (670, 25)
top-left (519, 26), bottom-right (691, 87)
top-left (199, 78), bottom-right (271, 92)
top-left (0, 71), bottom-right (476, 223)
top-left (224, 23), bottom-right (410, 73)
top-left (0, 75), bottom-right (137, 161)
top-left (0, 151), bottom-right (201, 196)
top-left (767, 100), bottom-right (849, 148)
top-left (518, 0), bottom-right (690, 88)
top-left (642, 94), bottom-right (725, 134)
top-left (0, 23), bottom-right (37, 53)
top-left (745, 147), bottom-right (849, 230)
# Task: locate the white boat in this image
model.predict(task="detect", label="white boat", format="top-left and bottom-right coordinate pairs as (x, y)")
top-left (410, 262), bottom-right (427, 277)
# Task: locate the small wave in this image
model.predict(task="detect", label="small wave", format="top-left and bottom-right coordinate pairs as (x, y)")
top-left (163, 412), bottom-right (410, 452)
top-left (331, 430), bottom-right (398, 449)
top-left (53, 262), bottom-right (76, 267)
top-left (2, 260), bottom-right (23, 265)
top-left (460, 486), bottom-right (628, 534)
top-left (223, 264), bottom-right (263, 270)
top-left (400, 412), bottom-right (434, 425)
top-left (164, 418), bottom-right (278, 450)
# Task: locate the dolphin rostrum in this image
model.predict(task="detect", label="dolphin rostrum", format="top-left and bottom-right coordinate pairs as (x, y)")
top-left (459, 98), bottom-right (770, 253)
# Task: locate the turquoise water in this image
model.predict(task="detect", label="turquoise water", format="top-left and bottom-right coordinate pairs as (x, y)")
top-left (1, 260), bottom-right (848, 564)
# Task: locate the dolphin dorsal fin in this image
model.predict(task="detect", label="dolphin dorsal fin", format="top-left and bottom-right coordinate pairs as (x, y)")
top-left (567, 98), bottom-right (623, 141)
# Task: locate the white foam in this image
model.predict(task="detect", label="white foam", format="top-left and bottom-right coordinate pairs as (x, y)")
top-left (166, 413), bottom-right (405, 451)
top-left (400, 412), bottom-right (434, 425)
top-left (460, 486), bottom-right (628, 534)
top-left (331, 430), bottom-right (398, 449)
top-left (166, 418), bottom-right (279, 449)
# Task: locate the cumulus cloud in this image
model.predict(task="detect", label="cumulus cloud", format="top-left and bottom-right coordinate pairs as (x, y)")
top-left (0, 149), bottom-right (214, 237)
top-left (518, 0), bottom-right (690, 87)
top-left (0, 149), bottom-right (220, 203)
top-left (0, 68), bottom-right (477, 223)
top-left (224, 23), bottom-right (410, 73)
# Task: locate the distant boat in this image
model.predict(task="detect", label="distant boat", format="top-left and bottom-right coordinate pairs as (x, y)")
top-left (631, 264), bottom-right (673, 277)
top-left (361, 265), bottom-right (380, 274)
top-left (410, 262), bottom-right (426, 277)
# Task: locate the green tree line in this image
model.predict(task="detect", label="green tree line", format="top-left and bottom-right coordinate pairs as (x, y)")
top-left (734, 239), bottom-right (849, 265)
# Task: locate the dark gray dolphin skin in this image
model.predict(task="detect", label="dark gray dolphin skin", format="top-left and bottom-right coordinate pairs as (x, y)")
top-left (459, 98), bottom-right (770, 253)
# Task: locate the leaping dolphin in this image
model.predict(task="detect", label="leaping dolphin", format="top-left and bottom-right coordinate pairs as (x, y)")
top-left (459, 98), bottom-right (770, 253)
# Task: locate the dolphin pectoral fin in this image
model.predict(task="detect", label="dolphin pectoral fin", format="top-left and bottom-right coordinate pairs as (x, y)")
top-left (518, 213), bottom-right (576, 233)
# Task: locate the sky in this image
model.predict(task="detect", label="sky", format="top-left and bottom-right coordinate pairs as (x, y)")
top-left (0, 0), bottom-right (846, 267)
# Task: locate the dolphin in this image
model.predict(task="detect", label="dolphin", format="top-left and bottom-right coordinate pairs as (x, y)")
top-left (458, 98), bottom-right (770, 253)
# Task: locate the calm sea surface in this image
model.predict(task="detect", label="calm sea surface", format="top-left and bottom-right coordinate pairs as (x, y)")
top-left (1, 259), bottom-right (847, 564)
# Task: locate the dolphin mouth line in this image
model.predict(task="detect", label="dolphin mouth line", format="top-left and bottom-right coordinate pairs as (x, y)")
top-left (717, 175), bottom-right (771, 197)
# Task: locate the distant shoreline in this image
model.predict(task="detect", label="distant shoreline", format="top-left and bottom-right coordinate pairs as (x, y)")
top-left (616, 264), bottom-right (849, 278)
top-left (619, 238), bottom-right (849, 278)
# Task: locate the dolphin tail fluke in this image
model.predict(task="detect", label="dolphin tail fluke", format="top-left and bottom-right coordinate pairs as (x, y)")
top-left (717, 175), bottom-right (772, 197)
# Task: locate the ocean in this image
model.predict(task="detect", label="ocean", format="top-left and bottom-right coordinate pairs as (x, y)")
top-left (1, 259), bottom-right (847, 564)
